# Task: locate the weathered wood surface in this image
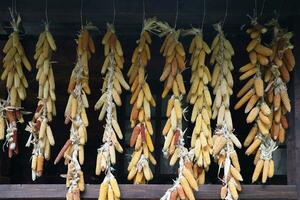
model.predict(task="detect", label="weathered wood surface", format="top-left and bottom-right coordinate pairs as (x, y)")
top-left (0, 0), bottom-right (298, 36)
top-left (0, 184), bottom-right (297, 199)
top-left (292, 14), bottom-right (300, 200)
top-left (0, 0), bottom-right (298, 195)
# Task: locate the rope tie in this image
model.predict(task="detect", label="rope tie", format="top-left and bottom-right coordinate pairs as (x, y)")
top-left (260, 137), bottom-right (277, 160)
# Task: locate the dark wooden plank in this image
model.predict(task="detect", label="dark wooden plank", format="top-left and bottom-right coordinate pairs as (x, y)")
top-left (0, 0), bottom-right (297, 36)
top-left (0, 184), bottom-right (297, 199)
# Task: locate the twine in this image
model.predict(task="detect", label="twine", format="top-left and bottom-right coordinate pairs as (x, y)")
top-left (8, 7), bottom-right (21, 32)
top-left (142, 18), bottom-right (159, 36)
top-left (161, 101), bottom-right (189, 200)
top-left (181, 27), bottom-right (202, 37)
top-left (66, 58), bottom-right (86, 191)
top-left (215, 124), bottom-right (236, 200)
top-left (260, 136), bottom-right (278, 160)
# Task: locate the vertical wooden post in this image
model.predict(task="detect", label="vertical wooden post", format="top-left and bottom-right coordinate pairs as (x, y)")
top-left (287, 34), bottom-right (296, 185)
top-left (292, 15), bottom-right (300, 199)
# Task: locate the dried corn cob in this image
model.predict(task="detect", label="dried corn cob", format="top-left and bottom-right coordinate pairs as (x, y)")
top-left (96, 23), bottom-right (128, 200)
top-left (25, 24), bottom-right (57, 180)
top-left (156, 23), bottom-right (196, 196)
top-left (33, 24), bottom-right (57, 121)
top-left (210, 24), bottom-right (234, 132)
top-left (57, 59), bottom-right (88, 199)
top-left (1, 10), bottom-right (31, 107)
top-left (213, 127), bottom-right (243, 200)
top-left (98, 174), bottom-right (121, 200)
top-left (157, 21), bottom-right (186, 99)
top-left (266, 19), bottom-right (294, 143)
top-left (67, 24), bottom-right (95, 95)
top-left (251, 137), bottom-right (276, 183)
top-left (236, 18), bottom-right (279, 184)
top-left (25, 100), bottom-right (55, 180)
top-left (55, 25), bottom-right (94, 199)
top-left (235, 22), bottom-right (272, 143)
top-left (156, 21), bottom-right (186, 164)
top-left (182, 27), bottom-right (212, 185)
top-left (0, 104), bottom-right (5, 141)
top-left (127, 18), bottom-right (157, 184)
top-left (211, 23), bottom-right (242, 200)
top-left (0, 100), bottom-right (25, 158)
top-left (58, 59), bottom-right (88, 199)
top-left (247, 19), bottom-right (294, 184)
top-left (0, 9), bottom-right (31, 157)
top-left (161, 129), bottom-right (198, 200)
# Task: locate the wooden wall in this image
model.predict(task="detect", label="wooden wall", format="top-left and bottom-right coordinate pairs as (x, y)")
top-left (0, 0), bottom-right (297, 199)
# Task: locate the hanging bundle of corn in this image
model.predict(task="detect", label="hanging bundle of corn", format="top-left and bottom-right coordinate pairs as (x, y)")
top-left (210, 23), bottom-right (242, 200)
top-left (213, 126), bottom-right (243, 200)
top-left (98, 173), bottom-right (121, 200)
top-left (251, 136), bottom-right (276, 183)
top-left (156, 21), bottom-right (186, 164)
top-left (234, 20), bottom-right (275, 184)
top-left (67, 24), bottom-right (95, 95)
top-left (0, 9), bottom-right (31, 157)
top-left (126, 18), bottom-right (157, 184)
top-left (182, 27), bottom-right (212, 185)
top-left (2, 9), bottom-right (32, 107)
top-left (54, 60), bottom-right (88, 200)
top-left (25, 100), bottom-right (55, 181)
top-left (210, 23), bottom-right (235, 131)
top-left (33, 23), bottom-right (57, 120)
top-left (95, 23), bottom-right (129, 200)
top-left (0, 99), bottom-right (25, 158)
top-left (24, 24), bottom-right (57, 180)
top-left (0, 97), bottom-right (25, 158)
top-left (161, 128), bottom-right (199, 200)
top-left (245, 20), bottom-right (294, 184)
top-left (265, 19), bottom-right (294, 143)
top-left (267, 20), bottom-right (295, 78)
top-left (158, 21), bottom-right (186, 99)
top-left (54, 25), bottom-right (94, 199)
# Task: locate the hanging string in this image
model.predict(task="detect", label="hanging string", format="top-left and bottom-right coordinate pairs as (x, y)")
top-left (201, 0), bottom-right (206, 30)
top-left (45, 0), bottom-right (49, 25)
top-left (254, 0), bottom-right (257, 18)
top-left (112, 0), bottom-right (116, 25)
top-left (14, 0), bottom-right (17, 16)
top-left (174, 0), bottom-right (179, 29)
top-left (80, 0), bottom-right (83, 29)
top-left (222, 0), bottom-right (229, 28)
top-left (11, 0), bottom-right (17, 16)
top-left (11, 0), bottom-right (14, 16)
top-left (276, 0), bottom-right (285, 20)
top-left (259, 0), bottom-right (266, 18)
top-left (142, 0), bottom-right (146, 28)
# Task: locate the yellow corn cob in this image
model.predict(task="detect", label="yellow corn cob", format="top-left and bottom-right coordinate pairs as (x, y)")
top-left (252, 159), bottom-right (263, 183)
top-left (180, 176), bottom-right (195, 200)
top-left (228, 179), bottom-right (238, 200)
top-left (182, 167), bottom-right (198, 191)
top-left (230, 165), bottom-right (243, 181)
top-left (110, 176), bottom-right (120, 198)
top-left (262, 159), bottom-right (269, 183)
top-left (268, 159), bottom-right (274, 178)
top-left (246, 138), bottom-right (261, 155)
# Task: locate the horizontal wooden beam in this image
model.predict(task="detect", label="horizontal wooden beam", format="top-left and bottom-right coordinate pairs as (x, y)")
top-left (0, 184), bottom-right (297, 199)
